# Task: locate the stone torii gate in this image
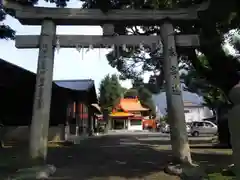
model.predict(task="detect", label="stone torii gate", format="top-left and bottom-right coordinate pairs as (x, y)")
top-left (4, 1), bottom-right (206, 163)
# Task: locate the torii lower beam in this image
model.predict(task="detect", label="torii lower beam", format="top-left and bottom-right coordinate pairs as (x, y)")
top-left (15, 34), bottom-right (200, 48)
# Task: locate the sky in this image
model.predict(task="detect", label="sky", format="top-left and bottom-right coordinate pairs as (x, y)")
top-left (0, 0), bottom-right (145, 91)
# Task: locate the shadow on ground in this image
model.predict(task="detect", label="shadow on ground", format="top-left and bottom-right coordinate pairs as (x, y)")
top-left (0, 142), bottom-right (29, 178)
top-left (46, 135), bottom-right (233, 180)
top-left (47, 136), bottom-right (176, 180)
top-left (0, 134), bottom-right (234, 180)
top-left (134, 136), bottom-right (232, 173)
top-left (131, 137), bottom-right (214, 146)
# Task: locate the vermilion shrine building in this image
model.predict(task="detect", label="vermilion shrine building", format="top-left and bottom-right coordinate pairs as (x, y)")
top-left (109, 97), bottom-right (149, 131)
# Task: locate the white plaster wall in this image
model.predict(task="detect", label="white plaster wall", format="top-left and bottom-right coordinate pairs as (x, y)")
top-left (184, 107), bottom-right (200, 122)
top-left (184, 106), bottom-right (213, 122)
top-left (200, 106), bottom-right (214, 119)
top-left (127, 120), bottom-right (143, 131)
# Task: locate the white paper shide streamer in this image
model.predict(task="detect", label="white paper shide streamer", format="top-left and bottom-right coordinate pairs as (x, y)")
top-left (122, 44), bottom-right (127, 51)
top-left (55, 36), bottom-right (60, 53)
top-left (111, 44), bottom-right (115, 56)
top-left (76, 44), bottom-right (82, 53)
top-left (139, 42), bottom-right (144, 51)
top-left (85, 44), bottom-right (94, 53)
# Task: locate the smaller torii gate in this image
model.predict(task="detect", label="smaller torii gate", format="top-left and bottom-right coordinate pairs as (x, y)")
top-left (3, 0), bottom-right (207, 163)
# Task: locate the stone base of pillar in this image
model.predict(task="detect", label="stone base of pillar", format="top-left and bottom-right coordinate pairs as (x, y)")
top-left (49, 125), bottom-right (66, 142)
top-left (9, 164), bottom-right (56, 180)
top-left (164, 163), bottom-right (206, 179)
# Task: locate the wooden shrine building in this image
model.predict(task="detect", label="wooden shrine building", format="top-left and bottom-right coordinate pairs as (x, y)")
top-left (0, 58), bottom-right (99, 136)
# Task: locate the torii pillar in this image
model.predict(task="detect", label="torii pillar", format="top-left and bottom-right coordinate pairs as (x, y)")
top-left (160, 21), bottom-right (192, 164)
top-left (29, 19), bottom-right (56, 164)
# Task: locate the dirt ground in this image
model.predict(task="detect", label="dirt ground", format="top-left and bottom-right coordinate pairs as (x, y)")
top-left (0, 134), bottom-right (234, 180)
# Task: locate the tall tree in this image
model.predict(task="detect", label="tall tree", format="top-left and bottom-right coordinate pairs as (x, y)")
top-left (181, 55), bottom-right (229, 112)
top-left (181, 54), bottom-right (232, 146)
top-left (99, 74), bottom-right (123, 112)
top-left (0, 0), bottom-right (69, 40)
top-left (124, 86), bottom-right (157, 117)
top-left (133, 80), bottom-right (157, 118)
top-left (99, 74), bottom-right (123, 130)
top-left (124, 88), bottom-right (138, 98)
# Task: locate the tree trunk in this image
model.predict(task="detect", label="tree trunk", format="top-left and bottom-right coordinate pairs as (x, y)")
top-left (217, 105), bottom-right (231, 147)
top-left (228, 84), bottom-right (240, 178)
top-left (160, 22), bottom-right (192, 165)
top-left (0, 126), bottom-right (4, 148)
top-left (103, 109), bottom-right (109, 132)
top-left (218, 118), bottom-right (231, 147)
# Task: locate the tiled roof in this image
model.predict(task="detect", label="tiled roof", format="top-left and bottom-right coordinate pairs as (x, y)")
top-left (54, 79), bottom-right (94, 91)
top-left (119, 98), bottom-right (149, 112)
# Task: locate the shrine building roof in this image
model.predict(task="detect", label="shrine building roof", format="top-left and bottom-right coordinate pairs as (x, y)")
top-left (118, 98), bottom-right (149, 112)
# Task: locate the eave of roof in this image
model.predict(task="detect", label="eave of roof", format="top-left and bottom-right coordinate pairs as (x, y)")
top-left (109, 112), bottom-right (134, 117)
top-left (91, 103), bottom-right (101, 114)
top-left (54, 79), bottom-right (94, 91)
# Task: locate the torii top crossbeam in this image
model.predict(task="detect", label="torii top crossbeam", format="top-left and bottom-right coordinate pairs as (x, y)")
top-left (3, 1), bottom-right (209, 25)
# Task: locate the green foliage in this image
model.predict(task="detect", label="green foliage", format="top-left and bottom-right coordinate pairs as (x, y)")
top-left (0, 7), bottom-right (15, 40)
top-left (120, 87), bottom-right (128, 95)
top-left (181, 55), bottom-right (229, 110)
top-left (124, 88), bottom-right (138, 98)
top-left (138, 87), bottom-right (156, 118)
top-left (99, 74), bottom-right (123, 111)
top-left (161, 115), bottom-right (168, 123)
top-left (124, 80), bottom-right (157, 117)
top-left (208, 173), bottom-right (235, 180)
top-left (0, 0), bottom-right (69, 40)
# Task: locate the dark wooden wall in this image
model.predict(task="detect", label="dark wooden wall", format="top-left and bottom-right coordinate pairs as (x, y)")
top-left (0, 59), bottom-right (97, 126)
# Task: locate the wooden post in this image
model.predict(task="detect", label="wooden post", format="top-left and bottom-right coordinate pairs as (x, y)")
top-left (75, 101), bottom-right (80, 136)
top-left (88, 106), bottom-right (94, 136)
top-left (160, 22), bottom-right (192, 164)
top-left (65, 102), bottom-right (71, 140)
top-left (103, 109), bottom-right (109, 132)
top-left (59, 124), bottom-right (65, 141)
top-left (29, 19), bottom-right (56, 164)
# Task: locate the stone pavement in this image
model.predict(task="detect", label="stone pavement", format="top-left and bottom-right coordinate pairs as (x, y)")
top-left (47, 134), bottom-right (179, 180)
